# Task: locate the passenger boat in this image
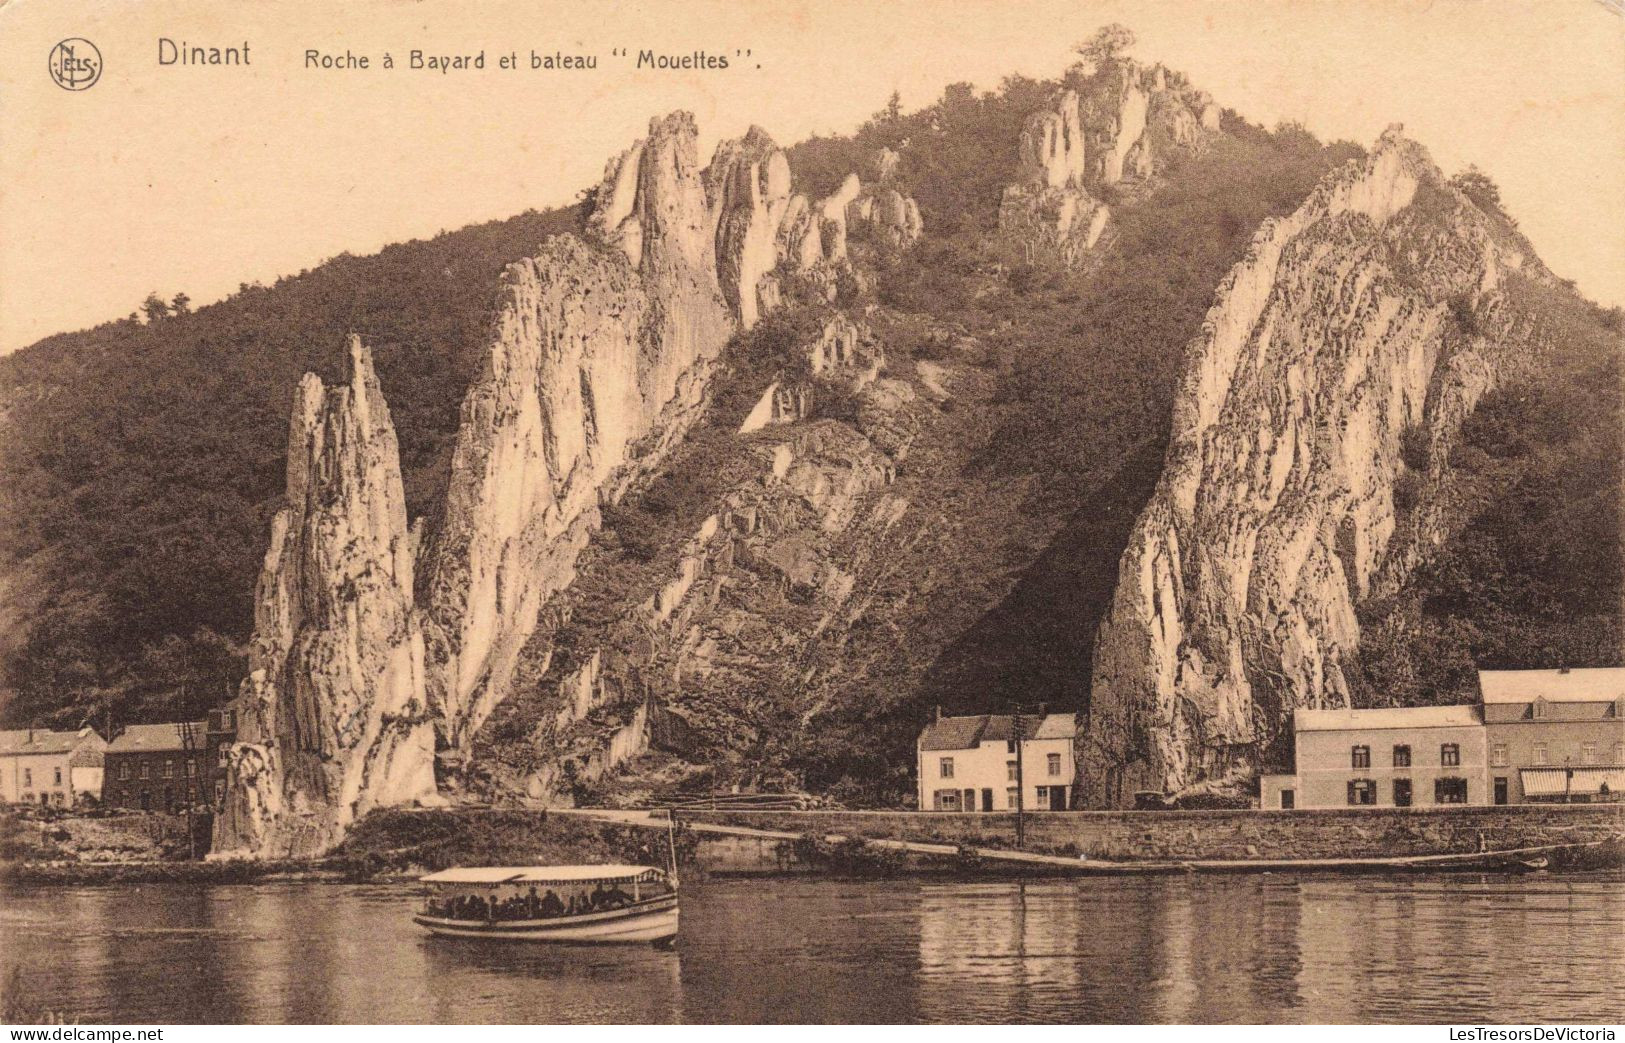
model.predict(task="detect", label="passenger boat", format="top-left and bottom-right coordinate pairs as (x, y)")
top-left (413, 863), bottom-right (679, 945)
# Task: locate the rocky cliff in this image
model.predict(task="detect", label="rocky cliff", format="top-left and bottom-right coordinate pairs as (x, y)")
top-left (999, 61), bottom-right (1213, 266)
top-left (1082, 128), bottom-right (1550, 805)
top-left (424, 114), bottom-right (735, 753)
top-left (213, 337), bottom-right (437, 858)
top-left (423, 118), bottom-right (923, 754)
top-left (462, 306), bottom-right (938, 803)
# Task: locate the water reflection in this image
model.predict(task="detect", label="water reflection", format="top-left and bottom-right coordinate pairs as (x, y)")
top-left (0, 874), bottom-right (1620, 1023)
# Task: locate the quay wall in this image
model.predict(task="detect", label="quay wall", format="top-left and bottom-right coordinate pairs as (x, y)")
top-left (680, 804), bottom-right (1625, 861)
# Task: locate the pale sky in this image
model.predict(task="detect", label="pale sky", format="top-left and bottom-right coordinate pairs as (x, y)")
top-left (1, 0), bottom-right (1621, 355)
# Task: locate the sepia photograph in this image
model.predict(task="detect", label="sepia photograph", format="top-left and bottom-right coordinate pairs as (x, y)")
top-left (0, 0), bottom-right (1621, 1029)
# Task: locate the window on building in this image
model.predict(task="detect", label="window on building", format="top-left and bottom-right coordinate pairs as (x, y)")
top-left (1491, 744), bottom-right (1509, 767)
top-left (1613, 743), bottom-right (1623, 765)
top-left (1006, 787), bottom-right (1019, 807)
top-left (1435, 777), bottom-right (1468, 804)
top-left (1581, 742), bottom-right (1597, 766)
top-left (1532, 698), bottom-right (1547, 720)
top-left (1351, 745), bottom-right (1371, 769)
top-left (53, 767), bottom-right (62, 786)
top-left (1393, 778), bottom-right (1413, 807)
top-left (1533, 743), bottom-right (1548, 765)
top-left (218, 748), bottom-right (230, 767)
top-left (1392, 745), bottom-right (1411, 768)
top-left (118, 763), bottom-right (130, 781)
top-left (187, 760), bottom-right (197, 778)
top-left (163, 759), bottom-right (174, 779)
top-left (140, 762), bottom-right (150, 780)
top-left (1007, 761), bottom-right (1018, 782)
top-left (1347, 779), bottom-right (1377, 806)
top-left (22, 768), bottom-right (31, 787)
top-left (1440, 743), bottom-right (1460, 767)
top-left (1035, 786), bottom-right (1049, 804)
top-left (932, 789), bottom-right (960, 811)
top-left (1047, 753), bottom-right (1062, 776)
top-left (939, 757), bottom-right (954, 779)
top-left (214, 781), bottom-right (225, 805)
top-left (1006, 740), bottom-right (1017, 755)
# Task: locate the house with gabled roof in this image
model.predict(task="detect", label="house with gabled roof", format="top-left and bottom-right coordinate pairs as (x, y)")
top-left (916, 711), bottom-right (1077, 812)
top-left (0, 726), bottom-right (107, 806)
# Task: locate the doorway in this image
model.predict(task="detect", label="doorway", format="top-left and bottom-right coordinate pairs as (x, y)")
top-left (1280, 789), bottom-right (1295, 810)
top-left (963, 788), bottom-right (976, 812)
top-left (1394, 779), bottom-right (1412, 807)
top-left (1494, 777), bottom-right (1508, 805)
top-left (981, 788), bottom-right (994, 813)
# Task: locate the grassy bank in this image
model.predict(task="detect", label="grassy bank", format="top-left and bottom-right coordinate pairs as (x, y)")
top-left (0, 808), bottom-right (695, 886)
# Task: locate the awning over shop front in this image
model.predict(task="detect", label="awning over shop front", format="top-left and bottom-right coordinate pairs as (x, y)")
top-left (1519, 767), bottom-right (1625, 798)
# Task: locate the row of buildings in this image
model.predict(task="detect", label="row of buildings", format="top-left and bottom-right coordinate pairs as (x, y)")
top-left (0, 706), bottom-right (238, 812)
top-left (916, 668), bottom-right (1625, 812)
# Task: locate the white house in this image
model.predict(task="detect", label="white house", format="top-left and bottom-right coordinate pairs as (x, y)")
top-left (916, 712), bottom-right (1077, 811)
top-left (0, 727), bottom-right (108, 806)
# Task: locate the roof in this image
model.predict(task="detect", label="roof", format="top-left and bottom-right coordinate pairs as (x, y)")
top-left (106, 722), bottom-right (206, 754)
top-left (420, 865), bottom-right (664, 885)
top-left (0, 728), bottom-right (100, 756)
top-left (1483, 701), bottom-right (1621, 724)
top-left (1479, 668), bottom-right (1625, 705)
top-left (919, 713), bottom-right (1076, 751)
top-left (1296, 705), bottom-right (1482, 732)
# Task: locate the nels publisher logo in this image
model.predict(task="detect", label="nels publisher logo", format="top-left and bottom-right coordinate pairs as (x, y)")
top-left (48, 38), bottom-right (102, 90)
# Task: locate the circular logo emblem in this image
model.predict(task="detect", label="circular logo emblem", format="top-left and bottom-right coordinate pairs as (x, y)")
top-left (49, 38), bottom-right (102, 91)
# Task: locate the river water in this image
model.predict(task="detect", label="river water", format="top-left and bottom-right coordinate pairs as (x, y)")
top-left (1, 873), bottom-right (1621, 1024)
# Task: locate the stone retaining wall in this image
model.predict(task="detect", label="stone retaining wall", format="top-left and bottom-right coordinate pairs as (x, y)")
top-left (682, 804), bottom-right (1625, 861)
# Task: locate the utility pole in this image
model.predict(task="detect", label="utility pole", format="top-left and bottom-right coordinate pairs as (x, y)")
top-left (176, 720), bottom-right (200, 860)
top-left (1012, 705), bottom-right (1027, 849)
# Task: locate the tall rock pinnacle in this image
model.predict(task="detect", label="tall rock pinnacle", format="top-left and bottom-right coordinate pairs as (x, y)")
top-left (213, 336), bottom-right (436, 858)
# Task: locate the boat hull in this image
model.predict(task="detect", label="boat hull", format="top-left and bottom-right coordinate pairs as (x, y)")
top-left (413, 895), bottom-right (679, 944)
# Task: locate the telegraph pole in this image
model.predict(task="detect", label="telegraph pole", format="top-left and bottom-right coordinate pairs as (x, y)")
top-left (176, 720), bottom-right (199, 860)
top-left (1012, 705), bottom-right (1026, 849)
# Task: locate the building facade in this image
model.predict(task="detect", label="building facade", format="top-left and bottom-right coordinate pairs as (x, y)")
top-left (1261, 667), bottom-right (1625, 810)
top-left (101, 722), bottom-right (211, 813)
top-left (1260, 705), bottom-right (1487, 810)
top-left (1480, 668), bottom-right (1625, 804)
top-left (917, 713), bottom-right (1076, 812)
top-left (0, 727), bottom-right (107, 806)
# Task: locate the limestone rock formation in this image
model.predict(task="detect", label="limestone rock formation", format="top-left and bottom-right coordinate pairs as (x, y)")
top-left (469, 375), bottom-right (930, 805)
top-left (706, 127), bottom-right (794, 329)
top-left (998, 90), bottom-right (1111, 266)
top-left (425, 113), bottom-right (734, 752)
top-left (739, 313), bottom-right (884, 434)
top-left (213, 336), bottom-right (436, 858)
top-left (999, 64), bottom-right (1213, 266)
top-left (705, 134), bottom-right (922, 328)
top-left (1082, 128), bottom-right (1549, 806)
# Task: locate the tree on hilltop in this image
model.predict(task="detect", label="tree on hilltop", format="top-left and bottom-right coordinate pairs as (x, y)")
top-left (1073, 24), bottom-right (1136, 73)
top-left (1450, 165), bottom-right (1506, 216)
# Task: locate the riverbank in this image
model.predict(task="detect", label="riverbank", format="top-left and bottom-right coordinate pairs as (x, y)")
top-left (680, 803), bottom-right (1625, 862)
top-left (0, 808), bottom-right (689, 885)
top-left (6, 803), bottom-right (1622, 884)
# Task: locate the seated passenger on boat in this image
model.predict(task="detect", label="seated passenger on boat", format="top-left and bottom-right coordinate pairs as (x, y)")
top-left (422, 874), bottom-right (671, 922)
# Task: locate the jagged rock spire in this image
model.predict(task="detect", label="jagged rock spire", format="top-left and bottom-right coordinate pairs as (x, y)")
top-left (213, 335), bottom-right (435, 859)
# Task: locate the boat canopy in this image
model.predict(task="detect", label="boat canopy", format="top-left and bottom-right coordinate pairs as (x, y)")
top-left (420, 865), bottom-right (666, 886)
